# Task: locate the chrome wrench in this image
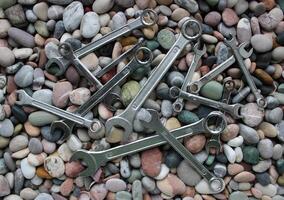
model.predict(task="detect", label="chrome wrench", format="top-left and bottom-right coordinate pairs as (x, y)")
top-left (105, 19), bottom-right (203, 143)
top-left (70, 111), bottom-right (226, 177)
top-left (172, 42), bottom-right (206, 113)
top-left (224, 34), bottom-right (267, 108)
top-left (50, 47), bottom-right (153, 141)
top-left (187, 43), bottom-right (253, 94)
top-left (140, 109), bottom-right (225, 193)
top-left (169, 86), bottom-right (243, 119)
top-left (45, 9), bottom-right (157, 76)
top-left (15, 90), bottom-right (100, 132)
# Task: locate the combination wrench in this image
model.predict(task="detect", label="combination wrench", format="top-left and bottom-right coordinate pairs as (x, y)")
top-left (45, 9), bottom-right (157, 76)
top-left (169, 86), bottom-right (243, 119)
top-left (70, 111), bottom-right (226, 177)
top-left (49, 47), bottom-right (153, 141)
top-left (140, 109), bottom-right (225, 193)
top-left (105, 19), bottom-right (203, 143)
top-left (172, 42), bottom-right (206, 113)
top-left (187, 42), bottom-right (253, 94)
top-left (224, 34), bottom-right (267, 108)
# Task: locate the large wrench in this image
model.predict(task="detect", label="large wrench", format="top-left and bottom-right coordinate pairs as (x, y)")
top-left (140, 109), bottom-right (225, 193)
top-left (45, 9), bottom-right (157, 76)
top-left (49, 47), bottom-right (153, 141)
top-left (15, 90), bottom-right (99, 132)
top-left (170, 86), bottom-right (243, 119)
top-left (172, 42), bottom-right (206, 113)
top-left (188, 43), bottom-right (253, 94)
top-left (70, 111), bottom-right (226, 176)
top-left (224, 34), bottom-right (267, 108)
top-left (105, 19), bottom-right (203, 143)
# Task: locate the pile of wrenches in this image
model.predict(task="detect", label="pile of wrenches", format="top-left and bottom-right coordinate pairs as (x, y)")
top-left (15, 10), bottom-right (267, 193)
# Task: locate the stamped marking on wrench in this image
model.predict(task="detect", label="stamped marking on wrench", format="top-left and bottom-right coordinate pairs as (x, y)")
top-left (188, 42), bottom-right (253, 94)
top-left (105, 19), bottom-right (203, 143)
top-left (70, 111), bottom-right (226, 177)
top-left (140, 109), bottom-right (225, 193)
top-left (224, 34), bottom-right (266, 108)
top-left (172, 42), bottom-right (206, 113)
top-left (50, 47), bottom-right (153, 141)
top-left (45, 9), bottom-right (157, 76)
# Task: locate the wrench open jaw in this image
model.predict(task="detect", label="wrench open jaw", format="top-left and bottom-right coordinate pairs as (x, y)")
top-left (140, 109), bottom-right (225, 193)
top-left (105, 18), bottom-right (203, 143)
top-left (45, 9), bottom-right (157, 76)
top-left (70, 111), bottom-right (226, 177)
top-left (224, 33), bottom-right (267, 108)
top-left (187, 41), bottom-right (253, 94)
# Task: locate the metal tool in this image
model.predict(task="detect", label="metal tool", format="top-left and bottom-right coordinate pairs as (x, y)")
top-left (105, 19), bottom-right (203, 143)
top-left (15, 90), bottom-right (100, 132)
top-left (172, 42), bottom-right (206, 113)
top-left (45, 9), bottom-right (157, 76)
top-left (224, 34), bottom-right (267, 108)
top-left (49, 47), bottom-right (153, 141)
top-left (140, 109), bottom-right (225, 193)
top-left (70, 111), bottom-right (226, 177)
top-left (169, 86), bottom-right (243, 119)
top-left (187, 43), bottom-right (253, 94)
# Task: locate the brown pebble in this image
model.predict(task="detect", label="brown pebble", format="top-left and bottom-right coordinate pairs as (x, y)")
top-left (141, 148), bottom-right (162, 177)
top-left (24, 121), bottom-right (40, 137)
top-left (120, 36), bottom-right (137, 46)
top-left (234, 171), bottom-right (256, 182)
top-left (36, 166), bottom-right (53, 179)
top-left (6, 76), bottom-right (17, 94)
top-left (184, 134), bottom-right (206, 154)
top-left (34, 34), bottom-right (45, 47)
top-left (182, 186), bottom-right (195, 198)
top-left (228, 164), bottom-right (245, 176)
top-left (262, 0), bottom-right (276, 10)
top-left (38, 50), bottom-right (47, 68)
top-left (254, 68), bottom-right (274, 85)
top-left (65, 66), bottom-right (80, 87)
top-left (65, 161), bottom-right (85, 178)
top-left (200, 65), bottom-right (210, 76)
top-left (60, 178), bottom-right (74, 196)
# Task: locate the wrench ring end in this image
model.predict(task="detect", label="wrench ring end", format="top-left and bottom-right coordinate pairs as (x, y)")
top-left (181, 19), bottom-right (202, 41)
top-left (135, 47), bottom-right (153, 65)
top-left (140, 9), bottom-right (158, 26)
top-left (172, 101), bottom-right (183, 113)
top-left (169, 86), bottom-right (180, 99)
top-left (187, 82), bottom-right (200, 94)
top-left (209, 178), bottom-right (225, 193)
top-left (205, 112), bottom-right (227, 135)
top-left (58, 42), bottom-right (74, 59)
top-left (257, 98), bottom-right (267, 109)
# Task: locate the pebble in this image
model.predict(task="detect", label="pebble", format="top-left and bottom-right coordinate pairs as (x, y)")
top-left (224, 144), bottom-right (236, 163)
top-left (9, 135), bottom-right (28, 152)
top-left (14, 65), bottom-right (34, 88)
top-left (28, 138), bottom-right (43, 154)
top-left (0, 47), bottom-right (15, 67)
top-left (184, 134), bottom-right (206, 153)
top-left (241, 103), bottom-right (264, 127)
top-left (273, 144), bottom-right (283, 160)
top-left (204, 11), bottom-right (221, 27)
top-left (35, 193), bottom-right (54, 200)
top-left (69, 87), bottom-right (90, 105)
top-left (237, 18), bottom-right (252, 43)
top-left (63, 1), bottom-right (84, 32)
top-left (52, 81), bottom-right (72, 108)
top-left (195, 179), bottom-right (217, 194)
top-left (44, 155), bottom-right (65, 178)
top-left (272, 47), bottom-right (284, 62)
top-left (251, 34), bottom-right (273, 53)
top-left (259, 122), bottom-right (278, 138)
top-left (92, 0), bottom-right (114, 14)
top-left (8, 27), bottom-right (35, 48)
top-left (228, 136), bottom-right (243, 147)
top-left (258, 139), bottom-right (273, 159)
top-left (111, 12), bottom-right (126, 31)
top-left (80, 12), bottom-right (100, 39)
top-left (229, 191), bottom-right (249, 200)
top-left (256, 172), bottom-right (271, 186)
top-left (255, 183), bottom-right (277, 197)
top-left (4, 4), bottom-right (27, 28)
top-left (222, 8), bottom-right (239, 26)
top-left (157, 174), bottom-right (186, 197)
top-left (105, 178), bottom-right (126, 192)
top-left (20, 158), bottom-right (35, 179)
top-left (171, 8), bottom-right (190, 21)
top-left (243, 146), bottom-right (259, 165)
top-left (175, 0), bottom-right (199, 13)
top-left (200, 81), bottom-right (223, 100)
top-left (0, 19), bottom-right (11, 38)
top-left (121, 80), bottom-right (140, 107)
top-left (0, 175), bottom-right (10, 197)
top-left (90, 184), bottom-right (107, 200)
top-left (234, 171), bottom-right (255, 182)
top-left (48, 5), bottom-right (64, 20)
top-left (0, 119), bottom-right (14, 137)
top-left (239, 123), bottom-right (260, 144)
top-left (141, 148), bottom-right (162, 177)
top-left (33, 89), bottom-right (53, 105)
top-left (20, 188), bottom-right (38, 200)
top-left (116, 191), bottom-right (131, 200)
top-left (253, 159), bottom-right (272, 173)
top-left (28, 111), bottom-right (59, 126)
top-left (33, 2), bottom-right (48, 21)
top-left (177, 160), bottom-right (201, 186)
top-left (258, 8), bottom-right (283, 31)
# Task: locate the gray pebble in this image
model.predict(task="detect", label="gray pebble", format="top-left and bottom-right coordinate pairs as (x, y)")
top-left (116, 191), bottom-right (131, 200)
top-left (44, 42), bottom-right (61, 59)
top-left (159, 5), bottom-right (172, 16)
top-left (0, 175), bottom-right (10, 197)
top-left (276, 121), bottom-right (284, 142)
top-left (46, 19), bottom-right (56, 32)
top-left (111, 12), bottom-right (126, 30)
top-left (252, 159), bottom-right (272, 173)
top-left (167, 71), bottom-right (184, 87)
top-left (127, 169), bottom-right (142, 184)
top-left (142, 176), bottom-right (155, 192)
top-left (28, 138), bottom-right (43, 154)
top-left (266, 96), bottom-right (280, 109)
top-left (8, 28), bottom-right (35, 48)
top-left (229, 191), bottom-right (248, 200)
top-left (14, 65), bottom-right (34, 88)
top-left (32, 89), bottom-right (53, 105)
top-left (177, 160), bottom-right (201, 186)
top-left (129, 154), bottom-right (141, 168)
top-left (9, 135), bottom-right (28, 152)
top-left (273, 144), bottom-right (283, 160)
top-left (258, 139), bottom-right (273, 159)
top-left (0, 105), bottom-right (5, 121)
top-left (53, 20), bottom-right (65, 39)
top-left (217, 43), bottom-right (230, 64)
top-left (35, 193), bottom-right (54, 200)
top-left (3, 152), bottom-right (15, 171)
top-left (48, 5), bottom-right (64, 20)
top-left (265, 107), bottom-right (283, 124)
top-left (174, 0), bottom-right (199, 13)
top-left (0, 119), bottom-right (14, 137)
top-left (63, 1), bottom-right (84, 32)
top-left (0, 158), bottom-right (8, 175)
top-left (25, 10), bottom-right (38, 23)
top-left (120, 159), bottom-right (131, 178)
top-left (28, 111), bottom-right (59, 126)
top-left (161, 100), bottom-right (173, 118)
top-left (213, 163), bottom-right (227, 178)
top-left (132, 180), bottom-right (143, 200)
top-left (239, 123), bottom-right (259, 144)
top-left (218, 22), bottom-right (236, 38)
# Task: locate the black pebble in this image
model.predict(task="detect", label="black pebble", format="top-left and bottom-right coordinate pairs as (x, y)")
top-left (11, 105), bottom-right (27, 123)
top-left (255, 172), bottom-right (271, 186)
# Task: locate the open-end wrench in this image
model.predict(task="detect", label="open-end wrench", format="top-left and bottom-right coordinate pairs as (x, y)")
top-left (187, 43), bottom-right (253, 94)
top-left (172, 42), bottom-right (206, 113)
top-left (15, 90), bottom-right (100, 132)
top-left (224, 34), bottom-right (267, 108)
top-left (45, 9), bottom-right (157, 76)
top-left (49, 47), bottom-right (153, 141)
top-left (169, 86), bottom-right (243, 119)
top-left (105, 19), bottom-right (203, 143)
top-left (70, 111), bottom-right (226, 177)
top-left (140, 109), bottom-right (225, 193)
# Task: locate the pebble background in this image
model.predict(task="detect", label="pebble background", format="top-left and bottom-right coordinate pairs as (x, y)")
top-left (0, 0), bottom-right (284, 200)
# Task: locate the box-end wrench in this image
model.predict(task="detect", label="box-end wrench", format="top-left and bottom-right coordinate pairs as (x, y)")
top-left (224, 34), bottom-right (267, 108)
top-left (187, 43), bottom-right (253, 94)
top-left (140, 109), bottom-right (225, 193)
top-left (45, 9), bottom-right (157, 76)
top-left (49, 47), bottom-right (153, 142)
top-left (70, 111), bottom-right (226, 177)
top-left (15, 90), bottom-right (99, 132)
top-left (105, 19), bottom-right (203, 143)
top-left (172, 42), bottom-right (206, 113)
top-left (169, 86), bottom-right (243, 119)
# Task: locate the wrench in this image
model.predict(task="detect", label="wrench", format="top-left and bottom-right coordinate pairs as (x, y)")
top-left (45, 9), bottom-right (157, 76)
top-left (50, 47), bottom-right (153, 141)
top-left (224, 34), bottom-right (267, 108)
top-left (172, 42), bottom-right (206, 113)
top-left (140, 109), bottom-right (225, 193)
top-left (105, 19), bottom-right (203, 143)
top-left (169, 86), bottom-right (243, 119)
top-left (15, 90), bottom-right (100, 132)
top-left (70, 111), bottom-right (226, 177)
top-left (187, 43), bottom-right (253, 94)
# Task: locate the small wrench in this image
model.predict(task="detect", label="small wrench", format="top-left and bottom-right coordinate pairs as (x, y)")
top-left (50, 47), bottom-right (153, 141)
top-left (70, 111), bottom-right (226, 176)
top-left (15, 90), bottom-right (100, 132)
top-left (169, 86), bottom-right (243, 119)
top-left (45, 9), bottom-right (157, 76)
top-left (172, 42), bottom-right (206, 113)
top-left (140, 109), bottom-right (225, 193)
top-left (105, 19), bottom-right (203, 143)
top-left (187, 43), bottom-right (253, 94)
top-left (224, 34), bottom-right (267, 108)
